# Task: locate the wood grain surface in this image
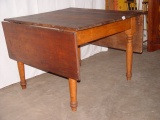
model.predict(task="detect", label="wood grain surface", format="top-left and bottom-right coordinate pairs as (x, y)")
top-left (2, 22), bottom-right (80, 80)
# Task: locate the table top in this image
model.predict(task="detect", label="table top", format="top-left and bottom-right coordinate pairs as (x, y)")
top-left (4, 8), bottom-right (143, 31)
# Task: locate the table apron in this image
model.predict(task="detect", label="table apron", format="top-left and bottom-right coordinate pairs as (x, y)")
top-left (76, 18), bottom-right (131, 46)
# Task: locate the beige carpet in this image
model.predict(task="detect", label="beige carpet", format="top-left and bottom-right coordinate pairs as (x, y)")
top-left (0, 48), bottom-right (160, 120)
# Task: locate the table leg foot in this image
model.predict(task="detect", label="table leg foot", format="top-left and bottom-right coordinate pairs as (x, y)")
top-left (20, 81), bottom-right (26, 89)
top-left (126, 73), bottom-right (132, 80)
top-left (68, 78), bottom-right (78, 111)
top-left (17, 62), bottom-right (26, 89)
top-left (70, 102), bottom-right (78, 111)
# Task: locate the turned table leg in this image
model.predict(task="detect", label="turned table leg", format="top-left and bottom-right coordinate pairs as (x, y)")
top-left (125, 17), bottom-right (136, 80)
top-left (125, 32), bottom-right (133, 80)
top-left (68, 78), bottom-right (78, 111)
top-left (17, 61), bottom-right (26, 89)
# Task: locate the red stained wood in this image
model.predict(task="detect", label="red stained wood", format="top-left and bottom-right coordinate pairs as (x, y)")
top-left (147, 0), bottom-right (160, 51)
top-left (2, 22), bottom-right (80, 80)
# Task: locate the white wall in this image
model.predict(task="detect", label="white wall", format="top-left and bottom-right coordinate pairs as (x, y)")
top-left (0, 0), bottom-right (107, 89)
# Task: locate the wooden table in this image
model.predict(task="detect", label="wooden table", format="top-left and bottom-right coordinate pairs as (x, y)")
top-left (2, 8), bottom-right (143, 111)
